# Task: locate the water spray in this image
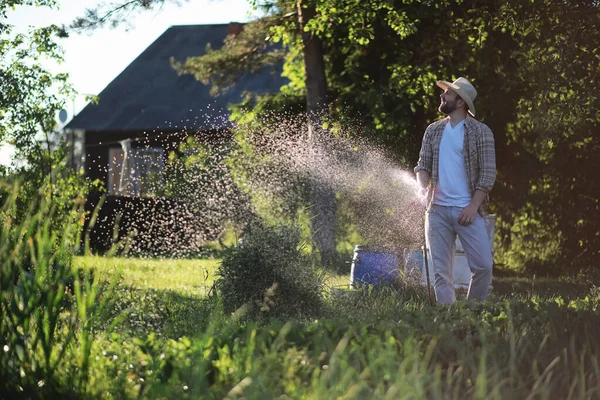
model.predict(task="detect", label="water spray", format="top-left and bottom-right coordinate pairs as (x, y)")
top-left (94, 110), bottom-right (427, 266)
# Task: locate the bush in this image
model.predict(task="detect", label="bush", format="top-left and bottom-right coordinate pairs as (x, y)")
top-left (215, 221), bottom-right (325, 318)
top-left (0, 157), bottom-right (95, 252)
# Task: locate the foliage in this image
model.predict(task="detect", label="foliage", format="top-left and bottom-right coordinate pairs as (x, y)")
top-left (93, 297), bottom-right (600, 398)
top-left (0, 155), bottom-right (97, 253)
top-left (485, 1), bottom-right (600, 274)
top-left (172, 18), bottom-right (288, 96)
top-left (215, 221), bottom-right (325, 318)
top-left (317, 0), bottom-right (600, 274)
top-left (1, 1), bottom-right (75, 160)
top-left (0, 183), bottom-right (115, 397)
top-left (1, 0), bottom-right (91, 242)
top-left (6, 250), bottom-right (589, 398)
top-left (68, 0), bottom-right (189, 31)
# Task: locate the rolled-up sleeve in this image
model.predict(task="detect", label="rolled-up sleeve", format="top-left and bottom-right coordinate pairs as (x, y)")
top-left (475, 126), bottom-right (496, 192)
top-left (414, 126), bottom-right (433, 175)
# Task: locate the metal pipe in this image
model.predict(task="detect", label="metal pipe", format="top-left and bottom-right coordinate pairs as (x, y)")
top-left (423, 222), bottom-right (434, 305)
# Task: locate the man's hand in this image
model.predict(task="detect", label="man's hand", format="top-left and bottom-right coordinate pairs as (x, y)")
top-left (416, 171), bottom-right (431, 207)
top-left (459, 190), bottom-right (487, 225)
top-left (458, 204), bottom-right (478, 226)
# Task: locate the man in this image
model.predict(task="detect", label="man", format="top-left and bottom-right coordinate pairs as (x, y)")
top-left (414, 77), bottom-right (496, 304)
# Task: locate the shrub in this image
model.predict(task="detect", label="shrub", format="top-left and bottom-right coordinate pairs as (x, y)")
top-left (215, 221), bottom-right (324, 318)
top-left (0, 158), bottom-right (95, 252)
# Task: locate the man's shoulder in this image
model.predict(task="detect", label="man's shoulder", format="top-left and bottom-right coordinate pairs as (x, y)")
top-left (465, 117), bottom-right (493, 135)
top-left (465, 117), bottom-right (491, 130)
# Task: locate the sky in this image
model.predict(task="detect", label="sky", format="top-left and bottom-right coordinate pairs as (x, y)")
top-left (1, 0), bottom-right (256, 165)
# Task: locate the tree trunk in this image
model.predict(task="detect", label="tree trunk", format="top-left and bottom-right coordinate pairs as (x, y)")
top-left (297, 0), bottom-right (337, 268)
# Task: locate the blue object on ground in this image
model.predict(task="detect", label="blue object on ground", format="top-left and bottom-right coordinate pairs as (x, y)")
top-left (350, 245), bottom-right (400, 288)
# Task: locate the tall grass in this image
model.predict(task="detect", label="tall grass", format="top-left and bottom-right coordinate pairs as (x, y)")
top-left (0, 182), bottom-right (115, 397)
top-left (173, 290), bottom-right (600, 399)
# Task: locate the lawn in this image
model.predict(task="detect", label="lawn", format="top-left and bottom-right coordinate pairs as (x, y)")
top-left (74, 255), bottom-right (222, 296)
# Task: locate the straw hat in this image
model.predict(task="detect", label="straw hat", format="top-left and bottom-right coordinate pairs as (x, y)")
top-left (437, 77), bottom-right (477, 117)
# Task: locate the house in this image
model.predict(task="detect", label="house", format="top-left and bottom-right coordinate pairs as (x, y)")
top-left (65, 23), bottom-right (287, 254)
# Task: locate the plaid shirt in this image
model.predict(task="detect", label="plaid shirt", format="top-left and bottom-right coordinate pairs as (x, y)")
top-left (414, 116), bottom-right (496, 214)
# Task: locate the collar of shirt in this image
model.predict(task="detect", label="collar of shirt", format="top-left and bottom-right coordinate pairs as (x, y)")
top-left (445, 117), bottom-right (466, 131)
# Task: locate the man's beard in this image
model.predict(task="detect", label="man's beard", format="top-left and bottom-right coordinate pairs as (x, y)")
top-left (439, 99), bottom-right (458, 114)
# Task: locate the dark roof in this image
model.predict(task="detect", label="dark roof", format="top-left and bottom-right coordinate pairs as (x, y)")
top-left (66, 24), bottom-right (287, 132)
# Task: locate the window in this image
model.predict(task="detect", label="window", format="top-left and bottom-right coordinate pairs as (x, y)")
top-left (107, 145), bottom-right (164, 197)
top-left (133, 148), bottom-right (164, 197)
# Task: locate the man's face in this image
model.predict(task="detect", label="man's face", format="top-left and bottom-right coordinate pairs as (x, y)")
top-left (439, 89), bottom-right (463, 114)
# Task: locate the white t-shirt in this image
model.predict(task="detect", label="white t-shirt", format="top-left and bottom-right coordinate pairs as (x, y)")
top-left (433, 119), bottom-right (472, 207)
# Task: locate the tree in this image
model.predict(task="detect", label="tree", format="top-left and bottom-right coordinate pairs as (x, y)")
top-left (1, 0), bottom-right (74, 166)
top-left (295, 0), bottom-right (336, 268)
top-left (482, 0), bottom-right (600, 273)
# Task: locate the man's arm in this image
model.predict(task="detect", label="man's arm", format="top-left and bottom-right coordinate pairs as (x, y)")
top-left (414, 125), bottom-right (433, 201)
top-left (475, 126), bottom-right (496, 193)
top-left (458, 125), bottom-right (496, 225)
